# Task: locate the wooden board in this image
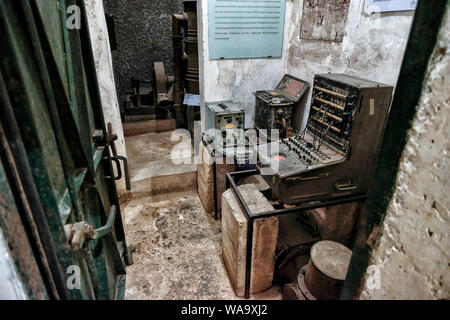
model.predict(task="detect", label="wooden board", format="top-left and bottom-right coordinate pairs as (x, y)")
top-left (123, 119), bottom-right (176, 136)
top-left (222, 184), bottom-right (279, 297)
top-left (197, 142), bottom-right (235, 215)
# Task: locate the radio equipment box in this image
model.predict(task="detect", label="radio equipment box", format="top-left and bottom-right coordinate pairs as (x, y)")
top-left (255, 75), bottom-right (309, 140)
top-left (256, 74), bottom-right (393, 204)
top-left (205, 101), bottom-right (245, 148)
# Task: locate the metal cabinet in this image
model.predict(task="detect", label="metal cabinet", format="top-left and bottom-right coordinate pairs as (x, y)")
top-left (0, 0), bottom-right (130, 299)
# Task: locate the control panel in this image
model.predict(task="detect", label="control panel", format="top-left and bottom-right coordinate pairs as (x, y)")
top-left (215, 111), bottom-right (245, 147)
top-left (255, 74), bottom-right (394, 204)
top-left (281, 137), bottom-right (329, 166)
top-left (205, 101), bottom-right (245, 148)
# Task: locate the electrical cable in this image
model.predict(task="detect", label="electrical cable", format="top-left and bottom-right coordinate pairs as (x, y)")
top-left (317, 120), bottom-right (333, 153)
top-left (297, 92), bottom-right (323, 139)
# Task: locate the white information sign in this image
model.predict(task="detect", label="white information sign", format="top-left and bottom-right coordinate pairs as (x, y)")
top-left (208, 0), bottom-right (286, 59)
top-left (367, 0), bottom-right (418, 13)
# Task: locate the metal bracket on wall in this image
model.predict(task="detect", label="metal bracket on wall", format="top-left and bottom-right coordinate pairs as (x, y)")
top-left (106, 123), bottom-right (131, 190)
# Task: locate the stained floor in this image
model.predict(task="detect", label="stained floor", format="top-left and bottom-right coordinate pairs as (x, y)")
top-left (121, 130), bottom-right (281, 300)
top-left (122, 190), bottom-right (237, 299)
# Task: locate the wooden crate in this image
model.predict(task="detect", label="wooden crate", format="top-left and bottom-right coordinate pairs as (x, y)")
top-left (222, 184), bottom-right (279, 297)
top-left (197, 142), bottom-right (235, 215)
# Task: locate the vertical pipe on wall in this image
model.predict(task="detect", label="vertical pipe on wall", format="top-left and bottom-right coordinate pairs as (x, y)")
top-left (172, 14), bottom-right (186, 108)
top-left (183, 0), bottom-right (199, 95)
top-left (172, 13), bottom-right (187, 128)
top-left (172, 1), bottom-right (199, 128)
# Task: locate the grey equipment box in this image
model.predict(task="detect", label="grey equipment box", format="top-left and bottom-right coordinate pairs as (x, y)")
top-left (205, 101), bottom-right (245, 148)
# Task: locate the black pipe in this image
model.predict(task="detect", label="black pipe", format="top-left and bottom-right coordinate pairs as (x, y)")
top-left (172, 13), bottom-right (186, 128)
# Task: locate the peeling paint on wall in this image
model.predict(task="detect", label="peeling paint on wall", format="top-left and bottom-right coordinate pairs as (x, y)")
top-left (300, 0), bottom-right (350, 42)
top-left (199, 0), bottom-right (293, 129)
top-left (286, 0), bottom-right (414, 130)
top-left (199, 0), bottom-right (414, 130)
top-left (85, 0), bottom-right (127, 192)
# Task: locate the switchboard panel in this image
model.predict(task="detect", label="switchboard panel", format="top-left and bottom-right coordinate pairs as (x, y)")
top-left (256, 74), bottom-right (393, 204)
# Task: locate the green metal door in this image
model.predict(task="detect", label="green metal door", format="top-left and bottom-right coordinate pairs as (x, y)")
top-left (0, 0), bottom-right (131, 299)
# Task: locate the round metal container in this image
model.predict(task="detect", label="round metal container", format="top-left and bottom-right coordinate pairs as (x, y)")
top-left (297, 273), bottom-right (317, 300)
top-left (303, 240), bottom-right (352, 300)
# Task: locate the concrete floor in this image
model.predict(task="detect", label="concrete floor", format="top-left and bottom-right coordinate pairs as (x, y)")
top-left (121, 130), bottom-right (281, 300)
top-left (125, 131), bottom-right (197, 197)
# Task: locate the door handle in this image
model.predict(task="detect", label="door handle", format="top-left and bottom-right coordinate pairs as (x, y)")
top-left (334, 182), bottom-right (357, 191)
top-left (106, 123), bottom-right (131, 190)
top-left (108, 156), bottom-right (130, 190)
top-left (65, 205), bottom-right (117, 250)
top-left (93, 205), bottom-right (117, 240)
top-left (109, 157), bottom-right (122, 181)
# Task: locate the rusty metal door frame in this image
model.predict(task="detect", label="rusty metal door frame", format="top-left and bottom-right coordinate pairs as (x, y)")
top-left (0, 0), bottom-right (131, 299)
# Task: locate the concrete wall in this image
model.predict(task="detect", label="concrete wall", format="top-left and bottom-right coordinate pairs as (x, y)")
top-left (0, 229), bottom-right (27, 300)
top-left (360, 8), bottom-right (450, 300)
top-left (199, 0), bottom-right (414, 129)
top-left (199, 0), bottom-right (293, 129)
top-left (86, 0), bottom-right (127, 192)
top-left (286, 0), bottom-right (414, 129)
top-left (104, 0), bottom-right (183, 105)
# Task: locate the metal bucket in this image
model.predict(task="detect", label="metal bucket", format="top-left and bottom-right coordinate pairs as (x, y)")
top-left (303, 240), bottom-right (352, 300)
